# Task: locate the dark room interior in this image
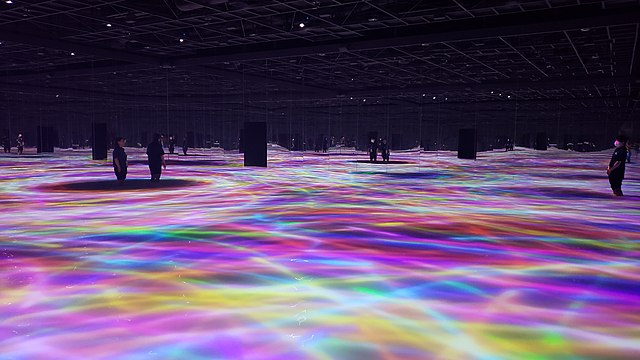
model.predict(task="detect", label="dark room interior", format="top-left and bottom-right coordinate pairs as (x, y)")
top-left (1, 1), bottom-right (639, 359)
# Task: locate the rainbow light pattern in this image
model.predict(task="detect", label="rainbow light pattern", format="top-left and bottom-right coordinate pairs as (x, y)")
top-left (1, 147), bottom-right (639, 360)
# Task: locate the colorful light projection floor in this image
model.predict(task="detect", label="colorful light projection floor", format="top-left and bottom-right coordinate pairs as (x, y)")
top-left (1, 148), bottom-right (639, 360)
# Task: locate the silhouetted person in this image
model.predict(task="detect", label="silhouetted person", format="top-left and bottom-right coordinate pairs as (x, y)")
top-left (626, 142), bottom-right (632, 163)
top-left (607, 135), bottom-right (628, 196)
top-left (168, 135), bottom-right (176, 154)
top-left (182, 136), bottom-right (189, 156)
top-left (16, 134), bottom-right (24, 155)
top-left (380, 138), bottom-right (390, 162)
top-left (147, 133), bottom-right (166, 181)
top-left (2, 136), bottom-right (10, 153)
top-left (322, 137), bottom-right (328, 153)
top-left (113, 137), bottom-right (128, 183)
top-left (368, 138), bottom-right (378, 162)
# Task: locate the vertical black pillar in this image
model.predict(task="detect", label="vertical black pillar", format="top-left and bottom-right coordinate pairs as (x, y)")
top-left (37, 126), bottom-right (55, 153)
top-left (535, 132), bottom-right (548, 150)
top-left (92, 123), bottom-right (108, 160)
top-left (457, 128), bottom-right (477, 160)
top-left (244, 122), bottom-right (267, 167)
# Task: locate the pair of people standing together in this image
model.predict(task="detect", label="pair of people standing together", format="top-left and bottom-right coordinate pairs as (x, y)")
top-left (113, 133), bottom-right (167, 183)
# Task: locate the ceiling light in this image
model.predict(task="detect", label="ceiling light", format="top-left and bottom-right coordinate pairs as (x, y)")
top-left (433, 96), bottom-right (436, 100)
top-left (422, 93), bottom-right (426, 97)
top-left (368, 18), bottom-right (378, 22)
top-left (179, 38), bottom-right (184, 43)
top-left (491, 91), bottom-right (494, 94)
top-left (6, 0), bottom-right (13, 4)
top-left (507, 95), bottom-right (511, 99)
top-left (363, 99), bottom-right (366, 102)
top-left (350, 97), bottom-right (353, 100)
top-left (70, 52), bottom-right (75, 56)
top-left (299, 23), bottom-right (305, 28)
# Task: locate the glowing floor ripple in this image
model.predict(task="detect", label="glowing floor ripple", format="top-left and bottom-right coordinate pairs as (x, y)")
top-left (1, 147), bottom-right (639, 360)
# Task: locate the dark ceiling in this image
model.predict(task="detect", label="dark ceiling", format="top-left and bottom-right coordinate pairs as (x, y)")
top-left (0, 0), bottom-right (639, 115)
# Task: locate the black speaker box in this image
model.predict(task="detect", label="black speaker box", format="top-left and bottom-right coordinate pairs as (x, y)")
top-left (244, 122), bottom-right (267, 167)
top-left (37, 126), bottom-right (55, 153)
top-left (535, 132), bottom-right (548, 150)
top-left (92, 123), bottom-right (108, 160)
top-left (458, 128), bottom-right (477, 160)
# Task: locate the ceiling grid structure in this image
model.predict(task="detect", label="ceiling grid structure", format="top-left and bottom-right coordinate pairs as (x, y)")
top-left (0, 0), bottom-right (637, 121)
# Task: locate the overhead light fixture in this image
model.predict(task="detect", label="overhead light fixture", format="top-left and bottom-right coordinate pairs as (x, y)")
top-left (106, 23), bottom-right (112, 27)
top-left (433, 96), bottom-right (436, 100)
top-left (368, 18), bottom-right (378, 22)
top-left (6, 0), bottom-right (13, 4)
top-left (350, 97), bottom-right (353, 100)
top-left (507, 95), bottom-right (511, 99)
top-left (179, 38), bottom-right (184, 43)
top-left (363, 99), bottom-right (366, 102)
top-left (422, 93), bottom-right (426, 97)
top-left (70, 52), bottom-right (75, 56)
top-left (299, 23), bottom-right (305, 28)
top-left (491, 91), bottom-right (494, 94)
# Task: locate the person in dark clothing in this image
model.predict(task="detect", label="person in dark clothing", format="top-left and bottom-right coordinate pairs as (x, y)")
top-left (380, 138), bottom-right (390, 162)
top-left (182, 136), bottom-right (189, 156)
top-left (147, 133), bottom-right (166, 181)
top-left (607, 135), bottom-right (628, 196)
top-left (368, 138), bottom-right (378, 162)
top-left (168, 135), bottom-right (176, 154)
top-left (2, 136), bottom-right (10, 153)
top-left (16, 134), bottom-right (24, 155)
top-left (322, 137), bottom-right (328, 153)
top-left (113, 137), bottom-right (128, 183)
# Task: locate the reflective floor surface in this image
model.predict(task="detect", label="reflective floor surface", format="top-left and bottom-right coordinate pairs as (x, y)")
top-left (1, 147), bottom-right (639, 360)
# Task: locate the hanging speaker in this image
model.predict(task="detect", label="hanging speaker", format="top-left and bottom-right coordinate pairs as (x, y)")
top-left (458, 128), bottom-right (477, 160)
top-left (244, 122), bottom-right (267, 167)
top-left (535, 132), bottom-right (548, 150)
top-left (92, 123), bottom-right (108, 160)
top-left (37, 126), bottom-right (55, 153)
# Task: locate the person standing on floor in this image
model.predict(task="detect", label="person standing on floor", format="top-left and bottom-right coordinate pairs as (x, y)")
top-left (16, 134), bottom-right (24, 155)
top-left (2, 136), bottom-right (10, 153)
top-left (168, 135), bottom-right (176, 154)
top-left (113, 137), bottom-right (128, 184)
top-left (607, 135), bottom-right (628, 196)
top-left (182, 136), bottom-right (189, 156)
top-left (147, 133), bottom-right (166, 182)
top-left (626, 141), bottom-right (632, 163)
top-left (380, 138), bottom-right (390, 163)
top-left (368, 138), bottom-right (378, 162)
